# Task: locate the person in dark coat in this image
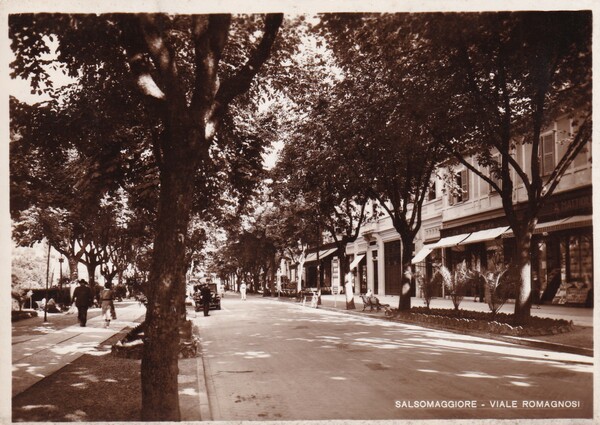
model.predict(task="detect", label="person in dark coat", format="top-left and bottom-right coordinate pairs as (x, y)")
top-left (72, 279), bottom-right (94, 327)
top-left (200, 284), bottom-right (212, 317)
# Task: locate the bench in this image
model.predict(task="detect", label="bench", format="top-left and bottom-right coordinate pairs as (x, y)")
top-left (359, 294), bottom-right (391, 314)
top-left (301, 290), bottom-right (320, 308)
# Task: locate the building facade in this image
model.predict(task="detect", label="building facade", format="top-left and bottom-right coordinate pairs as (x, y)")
top-left (341, 115), bottom-right (593, 306)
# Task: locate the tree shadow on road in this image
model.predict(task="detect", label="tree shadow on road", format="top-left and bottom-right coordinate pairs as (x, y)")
top-left (12, 351), bottom-right (141, 422)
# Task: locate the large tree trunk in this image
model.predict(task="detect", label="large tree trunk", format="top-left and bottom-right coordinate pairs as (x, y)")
top-left (86, 263), bottom-right (97, 286)
top-left (67, 256), bottom-right (79, 281)
top-left (341, 254), bottom-right (355, 310)
top-left (141, 125), bottom-right (200, 421)
top-left (398, 233), bottom-right (414, 311)
top-left (513, 228), bottom-right (534, 325)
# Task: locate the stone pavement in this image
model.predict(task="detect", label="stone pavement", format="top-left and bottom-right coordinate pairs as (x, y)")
top-left (11, 301), bottom-right (206, 421)
top-left (270, 293), bottom-right (594, 357)
top-left (12, 302), bottom-right (147, 398)
top-left (10, 293), bottom-right (594, 422)
top-left (320, 294), bottom-right (594, 327)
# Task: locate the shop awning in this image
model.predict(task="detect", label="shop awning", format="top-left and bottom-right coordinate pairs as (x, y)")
top-left (431, 233), bottom-right (470, 249)
top-left (304, 247), bottom-right (338, 263)
top-left (460, 226), bottom-right (510, 245)
top-left (503, 215), bottom-right (593, 238)
top-left (411, 245), bottom-right (435, 264)
top-left (349, 254), bottom-right (365, 270)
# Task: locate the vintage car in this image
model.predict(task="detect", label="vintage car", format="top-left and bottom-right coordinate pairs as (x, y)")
top-left (193, 283), bottom-right (221, 311)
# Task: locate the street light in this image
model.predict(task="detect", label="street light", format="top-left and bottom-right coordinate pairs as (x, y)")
top-left (59, 257), bottom-right (64, 288)
top-left (44, 242), bottom-right (51, 322)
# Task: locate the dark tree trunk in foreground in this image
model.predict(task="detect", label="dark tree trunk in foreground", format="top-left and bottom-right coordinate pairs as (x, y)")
top-left (510, 218), bottom-right (536, 325)
top-left (122, 15), bottom-right (283, 420)
top-left (141, 121), bottom-right (201, 420)
top-left (398, 238), bottom-right (414, 311)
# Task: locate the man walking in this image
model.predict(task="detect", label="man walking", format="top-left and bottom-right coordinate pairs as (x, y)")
top-left (240, 282), bottom-right (247, 300)
top-left (72, 279), bottom-right (94, 327)
top-left (200, 283), bottom-right (212, 317)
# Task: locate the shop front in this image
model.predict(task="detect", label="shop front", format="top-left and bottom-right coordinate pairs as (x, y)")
top-left (303, 246), bottom-right (338, 292)
top-left (428, 187), bottom-right (593, 307)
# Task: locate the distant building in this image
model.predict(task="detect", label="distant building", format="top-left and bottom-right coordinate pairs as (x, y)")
top-left (320, 115), bottom-right (592, 306)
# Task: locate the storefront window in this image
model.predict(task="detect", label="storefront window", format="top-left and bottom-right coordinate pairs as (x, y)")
top-left (567, 234), bottom-right (593, 284)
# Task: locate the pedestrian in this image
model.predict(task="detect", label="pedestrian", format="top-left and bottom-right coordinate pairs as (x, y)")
top-left (72, 279), bottom-right (94, 327)
top-left (200, 283), bottom-right (212, 316)
top-left (365, 288), bottom-right (373, 302)
top-left (344, 271), bottom-right (355, 309)
top-left (100, 282), bottom-right (115, 328)
top-left (240, 282), bottom-right (247, 300)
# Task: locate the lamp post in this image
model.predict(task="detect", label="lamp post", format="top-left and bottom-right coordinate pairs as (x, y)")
top-left (59, 257), bottom-right (64, 288)
top-left (44, 242), bottom-right (51, 322)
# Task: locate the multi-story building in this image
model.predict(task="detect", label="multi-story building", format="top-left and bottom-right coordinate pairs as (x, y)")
top-left (332, 115), bottom-right (592, 306)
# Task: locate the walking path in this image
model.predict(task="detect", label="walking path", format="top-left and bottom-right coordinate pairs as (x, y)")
top-left (321, 294), bottom-right (594, 327)
top-left (271, 293), bottom-right (594, 356)
top-left (12, 302), bottom-right (146, 397)
top-left (10, 292), bottom-right (594, 421)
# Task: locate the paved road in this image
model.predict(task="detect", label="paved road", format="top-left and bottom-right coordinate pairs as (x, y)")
top-left (193, 296), bottom-right (593, 421)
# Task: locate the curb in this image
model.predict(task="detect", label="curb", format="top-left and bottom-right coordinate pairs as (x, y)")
top-left (263, 297), bottom-right (593, 359)
top-left (196, 346), bottom-right (212, 420)
top-left (180, 326), bottom-right (212, 421)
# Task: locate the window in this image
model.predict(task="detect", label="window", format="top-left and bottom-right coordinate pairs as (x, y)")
top-left (450, 170), bottom-right (469, 204)
top-left (427, 181), bottom-right (437, 201)
top-left (540, 132), bottom-right (555, 176)
top-left (488, 154), bottom-right (502, 193)
top-left (567, 234), bottom-right (593, 283)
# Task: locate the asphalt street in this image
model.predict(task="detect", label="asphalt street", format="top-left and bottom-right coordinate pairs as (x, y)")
top-left (193, 295), bottom-right (593, 421)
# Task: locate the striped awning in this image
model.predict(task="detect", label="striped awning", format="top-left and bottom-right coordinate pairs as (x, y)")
top-left (503, 215), bottom-right (592, 238)
top-left (349, 254), bottom-right (365, 270)
top-left (460, 226), bottom-right (510, 245)
top-left (304, 248), bottom-right (338, 263)
top-left (411, 245), bottom-right (434, 264)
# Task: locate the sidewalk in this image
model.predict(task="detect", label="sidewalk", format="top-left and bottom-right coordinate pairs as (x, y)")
top-left (273, 293), bottom-right (594, 357)
top-left (12, 301), bottom-right (206, 421)
top-left (12, 302), bottom-right (147, 397)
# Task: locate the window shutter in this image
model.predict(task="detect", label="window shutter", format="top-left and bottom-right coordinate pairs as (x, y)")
top-left (461, 170), bottom-right (469, 201)
top-left (541, 133), bottom-right (555, 176)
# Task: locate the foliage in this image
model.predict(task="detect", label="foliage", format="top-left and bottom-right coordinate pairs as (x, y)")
top-left (10, 12), bottom-right (285, 420)
top-left (397, 307), bottom-right (573, 336)
top-left (417, 272), bottom-right (437, 310)
top-left (421, 12), bottom-right (592, 321)
top-left (314, 14), bottom-right (451, 311)
top-left (436, 262), bottom-right (471, 311)
top-left (12, 245), bottom-right (47, 291)
top-left (474, 261), bottom-right (512, 315)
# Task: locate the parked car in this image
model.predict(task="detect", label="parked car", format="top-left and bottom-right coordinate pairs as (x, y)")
top-left (193, 283), bottom-right (221, 311)
top-left (208, 283), bottom-right (221, 310)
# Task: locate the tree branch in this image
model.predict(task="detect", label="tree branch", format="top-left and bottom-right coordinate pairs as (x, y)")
top-left (541, 114), bottom-right (591, 201)
top-left (209, 14), bottom-right (283, 131)
top-left (119, 15), bottom-right (167, 103)
top-left (190, 15), bottom-right (231, 116)
top-left (138, 15), bottom-right (185, 105)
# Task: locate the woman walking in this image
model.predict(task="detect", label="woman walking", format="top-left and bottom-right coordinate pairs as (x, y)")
top-left (100, 282), bottom-right (115, 328)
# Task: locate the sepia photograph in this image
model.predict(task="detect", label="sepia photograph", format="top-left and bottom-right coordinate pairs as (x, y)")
top-left (3, 1), bottom-right (597, 423)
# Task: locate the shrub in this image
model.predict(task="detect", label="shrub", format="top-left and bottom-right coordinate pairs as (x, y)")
top-left (393, 306), bottom-right (573, 336)
top-left (438, 261), bottom-right (471, 311)
top-left (418, 273), bottom-right (437, 309)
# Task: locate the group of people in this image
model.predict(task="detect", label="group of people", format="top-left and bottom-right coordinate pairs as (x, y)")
top-left (71, 279), bottom-right (116, 328)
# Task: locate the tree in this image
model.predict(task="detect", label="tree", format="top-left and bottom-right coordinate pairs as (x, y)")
top-left (424, 12), bottom-right (592, 323)
top-left (272, 102), bottom-right (372, 308)
top-left (10, 13), bottom-right (283, 420)
top-left (310, 14), bottom-right (448, 310)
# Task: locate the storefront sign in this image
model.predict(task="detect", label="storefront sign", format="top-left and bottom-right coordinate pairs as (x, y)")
top-left (331, 257), bottom-right (339, 289)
